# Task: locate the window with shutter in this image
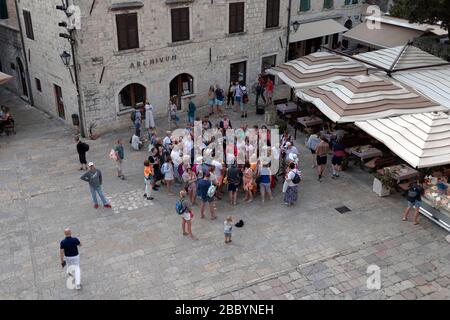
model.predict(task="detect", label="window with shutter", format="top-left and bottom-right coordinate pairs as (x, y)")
top-left (266, 0), bottom-right (279, 28)
top-left (323, 0), bottom-right (333, 9)
top-left (299, 0), bottom-right (311, 12)
top-left (171, 8), bottom-right (190, 42)
top-left (116, 13), bottom-right (139, 51)
top-left (23, 10), bottom-right (34, 40)
top-left (0, 0), bottom-right (8, 19)
top-left (229, 2), bottom-right (245, 34)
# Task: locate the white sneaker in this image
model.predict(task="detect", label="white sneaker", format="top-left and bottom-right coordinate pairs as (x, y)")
top-left (76, 284), bottom-right (82, 290)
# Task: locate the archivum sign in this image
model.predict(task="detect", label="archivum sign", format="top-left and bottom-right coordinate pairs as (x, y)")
top-left (130, 55), bottom-right (177, 69)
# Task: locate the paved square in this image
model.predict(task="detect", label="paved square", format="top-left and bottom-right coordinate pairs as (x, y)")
top-left (0, 88), bottom-right (449, 300)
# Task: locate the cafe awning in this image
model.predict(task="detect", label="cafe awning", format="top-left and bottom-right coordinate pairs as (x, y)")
top-left (393, 68), bottom-right (450, 110)
top-left (289, 19), bottom-right (348, 43)
top-left (296, 74), bottom-right (447, 123)
top-left (0, 72), bottom-right (13, 85)
top-left (266, 52), bottom-right (367, 88)
top-left (356, 112), bottom-right (450, 168)
top-left (343, 21), bottom-right (424, 49)
top-left (355, 45), bottom-right (448, 71)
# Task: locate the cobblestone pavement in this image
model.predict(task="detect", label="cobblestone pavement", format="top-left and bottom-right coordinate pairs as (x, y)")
top-left (0, 88), bottom-right (449, 300)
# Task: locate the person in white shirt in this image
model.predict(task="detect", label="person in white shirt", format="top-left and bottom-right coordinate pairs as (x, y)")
top-left (162, 156), bottom-right (175, 195)
top-left (144, 101), bottom-right (155, 132)
top-left (283, 162), bottom-right (301, 207)
top-left (163, 131), bottom-right (172, 149)
top-left (131, 134), bottom-right (143, 151)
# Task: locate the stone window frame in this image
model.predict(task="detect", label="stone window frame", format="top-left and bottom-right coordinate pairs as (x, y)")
top-left (168, 5), bottom-right (192, 44)
top-left (265, 0), bottom-right (280, 29)
top-left (227, 1), bottom-right (246, 36)
top-left (111, 9), bottom-right (144, 55)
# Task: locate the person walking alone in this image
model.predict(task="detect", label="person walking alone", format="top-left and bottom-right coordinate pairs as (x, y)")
top-left (80, 162), bottom-right (112, 209)
top-left (315, 136), bottom-right (330, 182)
top-left (187, 97), bottom-right (196, 125)
top-left (60, 228), bottom-right (82, 290)
top-left (306, 132), bottom-right (321, 169)
top-left (114, 139), bottom-right (125, 180)
top-left (75, 136), bottom-right (89, 171)
top-left (403, 181), bottom-right (424, 225)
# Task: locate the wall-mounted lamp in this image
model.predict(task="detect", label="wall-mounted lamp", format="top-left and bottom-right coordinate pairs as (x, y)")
top-left (292, 21), bottom-right (300, 32)
top-left (60, 51), bottom-right (71, 67)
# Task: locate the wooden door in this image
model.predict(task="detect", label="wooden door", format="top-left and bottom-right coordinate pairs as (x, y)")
top-left (54, 84), bottom-right (65, 119)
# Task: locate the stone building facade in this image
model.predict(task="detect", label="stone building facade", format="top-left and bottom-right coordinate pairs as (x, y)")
top-left (13, 0), bottom-right (289, 135)
top-left (288, 0), bottom-right (367, 59)
top-left (0, 0), bottom-right (29, 98)
top-left (9, 0), bottom-right (370, 135)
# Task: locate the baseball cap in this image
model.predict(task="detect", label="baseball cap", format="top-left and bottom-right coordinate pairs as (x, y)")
top-left (88, 162), bottom-right (94, 167)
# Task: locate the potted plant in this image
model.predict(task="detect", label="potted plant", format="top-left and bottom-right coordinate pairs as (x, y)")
top-left (372, 170), bottom-right (396, 197)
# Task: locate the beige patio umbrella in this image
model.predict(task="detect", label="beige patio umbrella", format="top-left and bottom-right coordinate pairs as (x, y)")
top-left (0, 72), bottom-right (13, 85)
top-left (266, 52), bottom-right (368, 89)
top-left (296, 74), bottom-right (447, 123)
top-left (355, 112), bottom-right (450, 168)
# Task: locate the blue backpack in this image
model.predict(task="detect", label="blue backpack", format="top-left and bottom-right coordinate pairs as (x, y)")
top-left (175, 200), bottom-right (185, 215)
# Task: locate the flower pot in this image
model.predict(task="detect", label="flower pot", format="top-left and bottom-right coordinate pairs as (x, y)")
top-left (373, 177), bottom-right (391, 197)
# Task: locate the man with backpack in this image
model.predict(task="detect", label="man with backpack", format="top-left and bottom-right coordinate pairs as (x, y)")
top-left (214, 85), bottom-right (225, 115)
top-left (283, 162), bottom-right (301, 207)
top-left (75, 136), bottom-right (89, 171)
top-left (176, 190), bottom-right (197, 239)
top-left (403, 181), bottom-right (424, 225)
top-left (197, 172), bottom-right (217, 220)
top-left (237, 82), bottom-right (249, 118)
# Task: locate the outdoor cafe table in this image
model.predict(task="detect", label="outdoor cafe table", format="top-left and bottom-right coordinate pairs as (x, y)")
top-left (276, 101), bottom-right (297, 115)
top-left (319, 130), bottom-right (347, 142)
top-left (345, 145), bottom-right (383, 168)
top-left (349, 145), bottom-right (383, 161)
top-left (295, 116), bottom-right (324, 139)
top-left (377, 164), bottom-right (420, 183)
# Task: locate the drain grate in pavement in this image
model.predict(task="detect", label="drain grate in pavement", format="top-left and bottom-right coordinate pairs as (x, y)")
top-left (335, 206), bottom-right (352, 214)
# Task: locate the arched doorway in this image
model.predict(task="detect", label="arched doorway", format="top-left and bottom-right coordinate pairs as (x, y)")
top-left (169, 73), bottom-right (194, 110)
top-left (119, 83), bottom-right (146, 110)
top-left (16, 57), bottom-right (28, 97)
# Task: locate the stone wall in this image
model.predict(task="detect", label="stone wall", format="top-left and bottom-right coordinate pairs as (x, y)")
top-left (0, 22), bottom-right (24, 95)
top-left (75, 0), bottom-right (288, 134)
top-left (16, 0), bottom-right (79, 127)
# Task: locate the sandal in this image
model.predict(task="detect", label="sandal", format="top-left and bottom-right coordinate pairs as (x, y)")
top-left (402, 217), bottom-right (407, 221)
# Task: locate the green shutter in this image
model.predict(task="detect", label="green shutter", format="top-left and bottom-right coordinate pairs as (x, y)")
top-left (345, 0), bottom-right (351, 5)
top-left (300, 0), bottom-right (310, 12)
top-left (0, 0), bottom-right (8, 19)
top-left (323, 0), bottom-right (333, 9)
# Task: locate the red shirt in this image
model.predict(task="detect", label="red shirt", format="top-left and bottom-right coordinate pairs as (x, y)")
top-left (267, 80), bottom-right (274, 92)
